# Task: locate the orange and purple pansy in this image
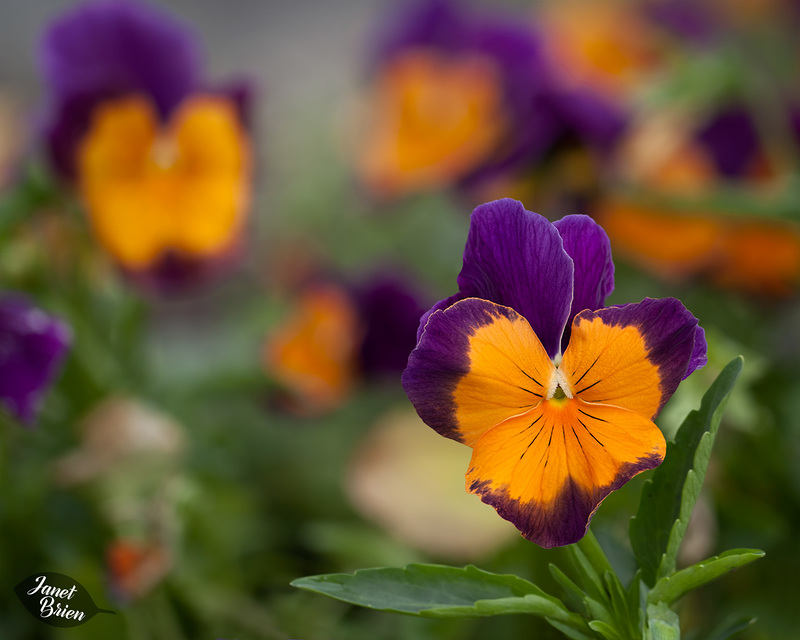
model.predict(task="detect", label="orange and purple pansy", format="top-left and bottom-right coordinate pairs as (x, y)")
top-left (402, 198), bottom-right (707, 548)
top-left (38, 1), bottom-right (252, 288)
top-left (355, 0), bottom-right (625, 200)
top-left (265, 273), bottom-right (430, 414)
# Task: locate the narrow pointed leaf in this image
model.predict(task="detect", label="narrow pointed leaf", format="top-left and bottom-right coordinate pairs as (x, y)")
top-left (549, 563), bottom-right (590, 616)
top-left (548, 619), bottom-right (596, 640)
top-left (648, 549), bottom-right (764, 605)
top-left (631, 357), bottom-right (744, 586)
top-left (646, 602), bottom-right (681, 640)
top-left (590, 619), bottom-right (628, 640)
top-left (701, 616), bottom-right (757, 640)
top-left (291, 564), bottom-right (585, 631)
top-left (566, 543), bottom-right (606, 602)
top-left (14, 572), bottom-right (115, 627)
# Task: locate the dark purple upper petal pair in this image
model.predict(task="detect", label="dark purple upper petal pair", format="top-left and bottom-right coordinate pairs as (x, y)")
top-left (38, 1), bottom-right (203, 178)
top-left (419, 198), bottom-right (614, 359)
top-left (0, 296), bottom-right (71, 425)
top-left (417, 198), bottom-right (708, 377)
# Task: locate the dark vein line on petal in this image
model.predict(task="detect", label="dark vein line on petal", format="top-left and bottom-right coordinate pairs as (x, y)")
top-left (578, 418), bottom-right (605, 447)
top-left (577, 379), bottom-right (603, 394)
top-left (517, 386), bottom-right (543, 397)
top-left (517, 366), bottom-right (542, 387)
top-left (579, 409), bottom-right (609, 422)
top-left (573, 355), bottom-right (600, 385)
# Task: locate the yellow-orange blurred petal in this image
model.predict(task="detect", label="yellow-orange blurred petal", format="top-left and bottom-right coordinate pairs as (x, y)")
top-left (596, 200), bottom-right (722, 279)
top-left (467, 398), bottom-right (664, 547)
top-left (77, 94), bottom-right (250, 269)
top-left (356, 49), bottom-right (507, 197)
top-left (539, 0), bottom-right (662, 97)
top-left (713, 222), bottom-right (800, 296)
top-left (264, 285), bottom-right (362, 414)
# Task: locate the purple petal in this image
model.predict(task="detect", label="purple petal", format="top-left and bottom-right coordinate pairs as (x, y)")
top-left (416, 291), bottom-right (465, 342)
top-left (553, 214), bottom-right (614, 351)
top-left (644, 0), bottom-right (719, 46)
top-left (455, 198), bottom-right (573, 358)
top-left (546, 88), bottom-right (628, 154)
top-left (354, 274), bottom-right (431, 377)
top-left (695, 105), bottom-right (761, 178)
top-left (38, 0), bottom-right (203, 177)
top-left (684, 325), bottom-right (708, 380)
top-left (0, 296), bottom-right (71, 425)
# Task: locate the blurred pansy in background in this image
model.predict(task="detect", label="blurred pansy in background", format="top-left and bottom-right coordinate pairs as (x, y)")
top-left (351, 0), bottom-right (625, 209)
top-left (403, 199), bottom-right (706, 547)
top-left (347, 407), bottom-right (517, 560)
top-left (0, 295), bottom-right (71, 425)
top-left (37, 1), bottom-right (253, 289)
top-left (599, 97), bottom-right (800, 295)
top-left (54, 395), bottom-right (185, 486)
top-left (106, 536), bottom-right (172, 603)
top-left (596, 199), bottom-right (800, 296)
top-left (263, 272), bottom-right (430, 415)
top-left (55, 396), bottom-right (184, 604)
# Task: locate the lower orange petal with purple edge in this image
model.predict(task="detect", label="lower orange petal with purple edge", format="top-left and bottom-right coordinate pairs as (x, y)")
top-left (466, 398), bottom-right (665, 548)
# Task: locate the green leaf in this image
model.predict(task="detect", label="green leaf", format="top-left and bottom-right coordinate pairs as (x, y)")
top-left (630, 357), bottom-right (744, 586)
top-left (565, 541), bottom-right (606, 603)
top-left (547, 620), bottom-right (596, 640)
top-left (699, 616), bottom-right (757, 640)
top-left (648, 549), bottom-right (765, 605)
top-left (291, 564), bottom-right (586, 633)
top-left (549, 563), bottom-right (589, 616)
top-left (589, 619), bottom-right (627, 640)
top-left (646, 602), bottom-right (681, 640)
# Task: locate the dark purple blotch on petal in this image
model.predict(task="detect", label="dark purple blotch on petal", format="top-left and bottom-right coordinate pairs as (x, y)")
top-left (355, 275), bottom-right (430, 377)
top-left (403, 298), bottom-right (513, 443)
top-left (553, 214), bottom-right (614, 352)
top-left (685, 325), bottom-right (708, 380)
top-left (0, 296), bottom-right (71, 425)
top-left (577, 298), bottom-right (702, 416)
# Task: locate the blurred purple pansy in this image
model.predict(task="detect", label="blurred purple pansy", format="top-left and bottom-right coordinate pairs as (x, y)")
top-left (0, 296), bottom-right (71, 425)
top-left (37, 2), bottom-right (253, 288)
top-left (38, 0), bottom-right (205, 180)
top-left (357, 0), bottom-right (626, 198)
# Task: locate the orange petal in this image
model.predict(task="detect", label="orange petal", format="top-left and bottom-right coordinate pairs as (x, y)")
top-left (560, 298), bottom-right (699, 419)
top-left (403, 299), bottom-right (554, 448)
top-left (467, 397), bottom-right (664, 547)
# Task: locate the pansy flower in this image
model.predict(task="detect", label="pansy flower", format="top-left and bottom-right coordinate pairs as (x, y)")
top-left (354, 0), bottom-right (625, 201)
top-left (38, 1), bottom-right (252, 287)
top-left (402, 199), bottom-right (707, 547)
top-left (264, 273), bottom-right (430, 415)
top-left (0, 295), bottom-right (71, 425)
